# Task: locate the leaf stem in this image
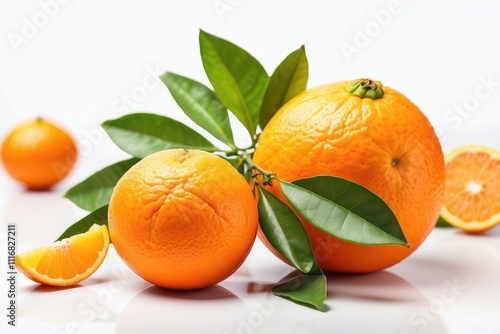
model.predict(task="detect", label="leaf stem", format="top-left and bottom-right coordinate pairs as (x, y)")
top-left (223, 143), bottom-right (255, 157)
top-left (242, 153), bottom-right (276, 186)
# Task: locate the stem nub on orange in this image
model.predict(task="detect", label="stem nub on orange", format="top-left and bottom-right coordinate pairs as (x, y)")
top-left (108, 149), bottom-right (258, 290)
top-left (1, 118), bottom-right (78, 190)
top-left (253, 78), bottom-right (445, 273)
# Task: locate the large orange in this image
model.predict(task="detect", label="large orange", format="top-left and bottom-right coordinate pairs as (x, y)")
top-left (253, 78), bottom-right (445, 273)
top-left (108, 149), bottom-right (258, 290)
top-left (1, 118), bottom-right (78, 190)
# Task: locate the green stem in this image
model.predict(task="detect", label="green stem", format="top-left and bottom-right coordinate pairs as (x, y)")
top-left (223, 145), bottom-right (255, 159)
top-left (347, 78), bottom-right (384, 99)
top-left (242, 153), bottom-right (275, 186)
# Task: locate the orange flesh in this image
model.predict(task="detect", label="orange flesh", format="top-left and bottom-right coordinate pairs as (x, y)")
top-left (15, 225), bottom-right (109, 286)
top-left (444, 151), bottom-right (500, 226)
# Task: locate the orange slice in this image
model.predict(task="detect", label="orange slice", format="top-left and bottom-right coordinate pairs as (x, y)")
top-left (15, 224), bottom-right (110, 286)
top-left (441, 145), bottom-right (500, 233)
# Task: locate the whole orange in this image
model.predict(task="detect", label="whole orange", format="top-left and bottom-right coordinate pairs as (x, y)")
top-left (1, 118), bottom-right (78, 190)
top-left (252, 78), bottom-right (445, 273)
top-left (108, 149), bottom-right (258, 290)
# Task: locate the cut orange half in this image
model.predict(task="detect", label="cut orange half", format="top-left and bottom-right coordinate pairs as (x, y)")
top-left (15, 224), bottom-right (110, 286)
top-left (441, 145), bottom-right (500, 233)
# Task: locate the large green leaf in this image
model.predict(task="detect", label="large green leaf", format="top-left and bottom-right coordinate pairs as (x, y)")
top-left (199, 29), bottom-right (269, 136)
top-left (102, 113), bottom-right (219, 158)
top-left (257, 187), bottom-right (316, 274)
top-left (55, 205), bottom-right (108, 242)
top-left (64, 158), bottom-right (139, 211)
top-left (260, 45), bottom-right (308, 129)
top-left (257, 186), bottom-right (326, 310)
top-left (272, 274), bottom-right (327, 311)
top-left (278, 176), bottom-right (409, 246)
top-left (160, 72), bottom-right (235, 148)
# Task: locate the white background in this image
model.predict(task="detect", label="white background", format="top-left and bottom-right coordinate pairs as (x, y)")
top-left (1, 1), bottom-right (500, 334)
top-left (1, 0), bottom-right (500, 189)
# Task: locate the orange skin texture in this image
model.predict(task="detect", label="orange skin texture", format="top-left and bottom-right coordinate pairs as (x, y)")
top-left (1, 118), bottom-right (78, 190)
top-left (253, 81), bottom-right (445, 273)
top-left (108, 149), bottom-right (258, 290)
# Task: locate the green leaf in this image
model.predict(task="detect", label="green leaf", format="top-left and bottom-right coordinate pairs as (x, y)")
top-left (272, 274), bottom-right (327, 311)
top-left (257, 187), bottom-right (315, 274)
top-left (257, 186), bottom-right (327, 310)
top-left (160, 72), bottom-right (236, 147)
top-left (278, 176), bottom-right (409, 246)
top-left (435, 216), bottom-right (453, 228)
top-left (102, 113), bottom-right (219, 158)
top-left (199, 29), bottom-right (269, 136)
top-left (260, 45), bottom-right (308, 129)
top-left (64, 158), bottom-right (139, 211)
top-left (55, 205), bottom-right (108, 242)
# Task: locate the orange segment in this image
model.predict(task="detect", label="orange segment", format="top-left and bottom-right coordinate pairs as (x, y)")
top-left (441, 145), bottom-right (500, 233)
top-left (15, 224), bottom-right (110, 286)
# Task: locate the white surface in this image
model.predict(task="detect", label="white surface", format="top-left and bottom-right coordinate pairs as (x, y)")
top-left (1, 187), bottom-right (500, 334)
top-left (1, 1), bottom-right (500, 333)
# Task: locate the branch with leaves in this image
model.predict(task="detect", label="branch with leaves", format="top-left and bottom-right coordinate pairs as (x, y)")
top-left (59, 29), bottom-right (408, 310)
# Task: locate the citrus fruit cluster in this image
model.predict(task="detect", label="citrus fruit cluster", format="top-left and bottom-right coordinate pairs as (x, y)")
top-left (12, 31), bottom-right (500, 310)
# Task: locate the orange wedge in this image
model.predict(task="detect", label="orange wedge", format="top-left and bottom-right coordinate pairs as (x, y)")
top-left (441, 145), bottom-right (500, 233)
top-left (15, 224), bottom-right (110, 286)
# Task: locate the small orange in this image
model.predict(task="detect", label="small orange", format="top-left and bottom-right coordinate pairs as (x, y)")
top-left (15, 224), bottom-right (110, 286)
top-left (440, 145), bottom-right (500, 233)
top-left (1, 118), bottom-right (78, 190)
top-left (253, 78), bottom-right (445, 273)
top-left (108, 149), bottom-right (258, 290)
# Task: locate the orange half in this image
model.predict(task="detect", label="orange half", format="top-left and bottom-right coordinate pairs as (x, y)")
top-left (15, 224), bottom-right (110, 286)
top-left (441, 145), bottom-right (500, 233)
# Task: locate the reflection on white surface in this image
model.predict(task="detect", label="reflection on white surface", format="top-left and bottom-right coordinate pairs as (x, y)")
top-left (2, 183), bottom-right (500, 334)
top-left (4, 227), bottom-right (500, 334)
top-left (115, 285), bottom-right (249, 334)
top-left (390, 227), bottom-right (500, 334)
top-left (325, 271), bottom-right (446, 334)
top-left (19, 284), bottom-right (119, 330)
